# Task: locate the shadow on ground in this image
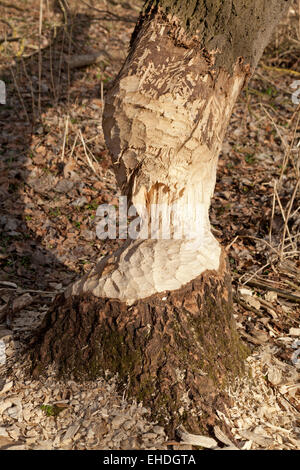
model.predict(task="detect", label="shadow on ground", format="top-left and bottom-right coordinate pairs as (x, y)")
top-left (0, 6), bottom-right (102, 295)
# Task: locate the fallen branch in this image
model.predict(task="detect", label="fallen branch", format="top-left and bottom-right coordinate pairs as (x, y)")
top-left (0, 37), bottom-right (21, 44)
top-left (64, 51), bottom-right (108, 69)
top-left (244, 279), bottom-right (300, 303)
top-left (64, 48), bottom-right (124, 69)
top-left (262, 63), bottom-right (300, 77)
top-left (0, 293), bottom-right (33, 324)
top-left (0, 1), bottom-right (25, 11)
top-left (81, 0), bottom-right (137, 23)
top-left (234, 295), bottom-right (265, 317)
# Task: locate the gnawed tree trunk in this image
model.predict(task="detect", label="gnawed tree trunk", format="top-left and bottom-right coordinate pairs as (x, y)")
top-left (32, 0), bottom-right (291, 435)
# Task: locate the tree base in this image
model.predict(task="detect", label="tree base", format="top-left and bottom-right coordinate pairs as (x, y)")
top-left (31, 254), bottom-right (248, 435)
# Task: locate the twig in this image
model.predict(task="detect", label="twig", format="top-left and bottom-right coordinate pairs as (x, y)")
top-left (54, 4), bottom-right (69, 104)
top-left (243, 235), bottom-right (281, 257)
top-left (240, 261), bottom-right (270, 285)
top-left (0, 281), bottom-right (17, 288)
top-left (0, 1), bottom-right (25, 10)
top-left (101, 80), bottom-right (104, 116)
top-left (9, 66), bottom-right (30, 123)
top-left (280, 179), bottom-right (300, 260)
top-left (21, 57), bottom-right (36, 120)
top-left (243, 279), bottom-right (300, 303)
top-left (283, 279), bottom-right (300, 292)
top-left (85, 140), bottom-right (100, 166)
top-left (261, 63), bottom-right (300, 77)
top-left (79, 129), bottom-right (97, 175)
top-left (0, 37), bottom-right (21, 44)
top-left (260, 104), bottom-right (288, 151)
top-left (61, 115), bottom-right (69, 161)
top-left (234, 295), bottom-right (265, 317)
top-left (269, 179), bottom-right (276, 246)
top-left (57, 0), bottom-right (69, 24)
top-left (69, 132), bottom-right (79, 161)
top-left (273, 183), bottom-right (296, 257)
top-left (286, 110), bottom-right (300, 179)
top-left (0, 287), bottom-right (58, 296)
top-left (226, 235), bottom-right (239, 251)
top-left (255, 296), bottom-right (278, 319)
top-left (38, 0), bottom-right (43, 117)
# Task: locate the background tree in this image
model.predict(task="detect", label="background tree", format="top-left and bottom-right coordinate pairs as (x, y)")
top-left (33, 0), bottom-right (292, 434)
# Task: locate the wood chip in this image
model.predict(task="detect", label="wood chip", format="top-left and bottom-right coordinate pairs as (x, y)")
top-left (177, 427), bottom-right (218, 449)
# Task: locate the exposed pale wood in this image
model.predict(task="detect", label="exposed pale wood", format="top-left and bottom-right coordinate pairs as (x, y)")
top-left (72, 10), bottom-right (247, 304)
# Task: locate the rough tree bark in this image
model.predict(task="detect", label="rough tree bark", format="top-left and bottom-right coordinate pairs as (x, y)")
top-left (32, 0), bottom-right (291, 434)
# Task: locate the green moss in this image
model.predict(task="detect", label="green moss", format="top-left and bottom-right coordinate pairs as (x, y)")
top-left (99, 330), bottom-right (142, 379)
top-left (136, 377), bottom-right (156, 402)
top-left (41, 404), bottom-right (65, 418)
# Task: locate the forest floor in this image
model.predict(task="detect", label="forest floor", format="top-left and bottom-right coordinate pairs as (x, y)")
top-left (0, 0), bottom-right (299, 450)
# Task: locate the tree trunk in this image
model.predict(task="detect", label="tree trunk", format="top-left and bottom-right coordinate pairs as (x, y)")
top-left (32, 0), bottom-right (291, 435)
